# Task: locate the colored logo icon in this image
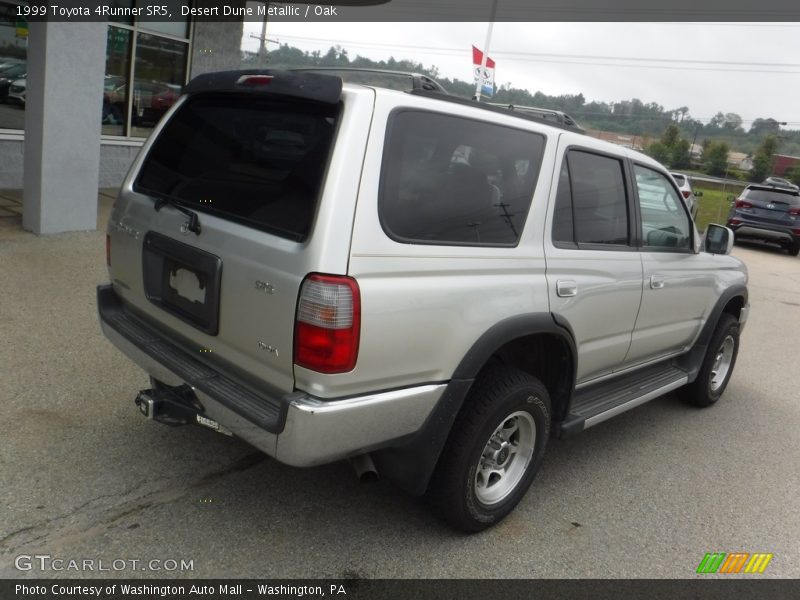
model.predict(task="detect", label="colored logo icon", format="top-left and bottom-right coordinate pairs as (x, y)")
top-left (696, 552), bottom-right (773, 574)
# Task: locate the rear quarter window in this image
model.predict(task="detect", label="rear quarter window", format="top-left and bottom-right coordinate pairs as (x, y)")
top-left (379, 110), bottom-right (546, 246)
top-left (135, 93), bottom-right (339, 242)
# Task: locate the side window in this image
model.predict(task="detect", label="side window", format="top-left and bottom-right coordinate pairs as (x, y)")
top-left (635, 165), bottom-right (692, 251)
top-left (562, 150), bottom-right (629, 246)
top-left (552, 159), bottom-right (574, 244)
top-left (379, 111), bottom-right (546, 246)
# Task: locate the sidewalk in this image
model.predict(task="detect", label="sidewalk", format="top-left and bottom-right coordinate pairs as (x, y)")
top-left (0, 188), bottom-right (117, 239)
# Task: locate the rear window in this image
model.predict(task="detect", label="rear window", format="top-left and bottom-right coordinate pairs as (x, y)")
top-left (136, 93), bottom-right (339, 242)
top-left (379, 110), bottom-right (545, 246)
top-left (743, 188), bottom-right (800, 205)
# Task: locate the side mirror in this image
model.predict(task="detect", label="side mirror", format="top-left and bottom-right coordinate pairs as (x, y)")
top-left (704, 224), bottom-right (734, 255)
top-left (694, 190), bottom-right (703, 198)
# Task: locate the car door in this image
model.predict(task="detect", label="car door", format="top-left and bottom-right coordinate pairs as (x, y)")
top-left (545, 136), bottom-right (644, 384)
top-left (624, 163), bottom-right (715, 365)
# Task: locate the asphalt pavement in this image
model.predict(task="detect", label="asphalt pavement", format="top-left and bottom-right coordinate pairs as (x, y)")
top-left (1, 202), bottom-right (799, 579)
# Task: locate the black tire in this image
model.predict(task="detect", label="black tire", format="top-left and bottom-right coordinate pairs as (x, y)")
top-left (426, 365), bottom-right (551, 533)
top-left (788, 244), bottom-right (800, 257)
top-left (680, 313), bottom-right (740, 408)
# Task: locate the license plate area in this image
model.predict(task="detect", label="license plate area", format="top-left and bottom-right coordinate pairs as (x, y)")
top-left (142, 231), bottom-right (222, 335)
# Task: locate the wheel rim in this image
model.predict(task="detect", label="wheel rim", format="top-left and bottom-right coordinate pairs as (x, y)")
top-left (474, 409), bottom-right (536, 506)
top-left (710, 335), bottom-right (735, 392)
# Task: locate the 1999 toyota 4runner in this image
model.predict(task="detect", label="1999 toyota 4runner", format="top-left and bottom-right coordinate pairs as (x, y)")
top-left (98, 70), bottom-right (749, 532)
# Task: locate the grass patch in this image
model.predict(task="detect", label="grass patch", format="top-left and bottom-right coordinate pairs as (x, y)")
top-left (694, 187), bottom-right (738, 232)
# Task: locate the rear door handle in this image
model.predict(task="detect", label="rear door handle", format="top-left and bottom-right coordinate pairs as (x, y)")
top-left (650, 275), bottom-right (665, 289)
top-left (556, 279), bottom-right (577, 297)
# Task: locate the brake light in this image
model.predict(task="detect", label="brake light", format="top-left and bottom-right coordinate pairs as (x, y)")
top-left (729, 218), bottom-right (742, 225)
top-left (106, 234), bottom-right (111, 266)
top-left (682, 190), bottom-right (691, 199)
top-left (236, 74), bottom-right (274, 87)
top-left (735, 199), bottom-right (753, 209)
top-left (789, 207), bottom-right (800, 216)
top-left (294, 274), bottom-right (360, 374)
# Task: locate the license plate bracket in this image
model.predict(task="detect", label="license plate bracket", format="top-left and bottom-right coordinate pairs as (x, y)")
top-left (142, 231), bottom-right (222, 335)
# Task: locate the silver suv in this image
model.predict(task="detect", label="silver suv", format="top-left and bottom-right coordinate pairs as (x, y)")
top-left (98, 70), bottom-right (749, 532)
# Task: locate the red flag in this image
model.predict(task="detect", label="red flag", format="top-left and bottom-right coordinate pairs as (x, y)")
top-left (472, 46), bottom-right (496, 69)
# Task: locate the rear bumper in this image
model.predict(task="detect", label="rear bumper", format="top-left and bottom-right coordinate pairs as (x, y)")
top-left (729, 222), bottom-right (798, 245)
top-left (97, 285), bottom-right (444, 466)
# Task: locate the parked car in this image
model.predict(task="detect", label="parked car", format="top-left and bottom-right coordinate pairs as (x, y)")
top-left (762, 176), bottom-right (799, 191)
top-left (103, 79), bottom-right (180, 127)
top-left (728, 184), bottom-right (800, 255)
top-left (0, 62), bottom-right (26, 102)
top-left (98, 69), bottom-right (748, 532)
top-left (6, 78), bottom-right (25, 105)
top-left (670, 172), bottom-right (701, 219)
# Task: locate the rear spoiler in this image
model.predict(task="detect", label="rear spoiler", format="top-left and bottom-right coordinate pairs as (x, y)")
top-left (183, 69), bottom-right (342, 104)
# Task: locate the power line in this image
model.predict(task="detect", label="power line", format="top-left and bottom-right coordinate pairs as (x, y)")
top-left (267, 33), bottom-right (800, 70)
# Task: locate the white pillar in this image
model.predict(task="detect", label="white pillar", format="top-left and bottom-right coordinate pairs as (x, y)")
top-left (23, 21), bottom-right (105, 234)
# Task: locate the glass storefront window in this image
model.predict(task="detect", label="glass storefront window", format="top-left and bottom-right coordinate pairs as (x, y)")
top-left (101, 18), bottom-right (189, 139)
top-left (0, 1), bottom-right (28, 132)
top-left (129, 32), bottom-right (187, 138)
top-left (102, 26), bottom-right (132, 136)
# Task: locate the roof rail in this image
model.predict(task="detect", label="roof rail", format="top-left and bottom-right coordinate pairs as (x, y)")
top-left (486, 102), bottom-right (583, 130)
top-left (408, 89), bottom-right (585, 134)
top-left (289, 67), bottom-right (447, 93)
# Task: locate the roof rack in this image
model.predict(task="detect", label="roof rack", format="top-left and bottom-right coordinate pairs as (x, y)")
top-left (408, 89), bottom-right (585, 134)
top-left (289, 68), bottom-right (447, 93)
top-left (486, 103), bottom-right (583, 130)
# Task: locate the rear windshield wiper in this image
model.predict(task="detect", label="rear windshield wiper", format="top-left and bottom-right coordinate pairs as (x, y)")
top-left (142, 189), bottom-right (202, 235)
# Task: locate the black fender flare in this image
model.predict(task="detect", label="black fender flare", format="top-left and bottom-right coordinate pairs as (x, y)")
top-left (372, 313), bottom-right (577, 496)
top-left (677, 284), bottom-right (748, 382)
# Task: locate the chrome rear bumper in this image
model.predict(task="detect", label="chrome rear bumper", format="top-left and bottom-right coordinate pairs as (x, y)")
top-left (98, 285), bottom-right (444, 467)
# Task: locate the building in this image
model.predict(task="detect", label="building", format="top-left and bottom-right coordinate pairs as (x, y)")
top-left (772, 154), bottom-right (800, 177)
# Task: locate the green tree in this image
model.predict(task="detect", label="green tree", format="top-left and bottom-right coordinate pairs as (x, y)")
top-left (786, 165), bottom-right (800, 186)
top-left (750, 134), bottom-right (779, 182)
top-left (646, 141), bottom-right (670, 164)
top-left (670, 138), bottom-right (691, 169)
top-left (703, 141), bottom-right (730, 176)
top-left (648, 124), bottom-right (690, 168)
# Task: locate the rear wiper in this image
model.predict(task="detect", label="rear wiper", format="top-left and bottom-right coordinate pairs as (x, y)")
top-left (146, 191), bottom-right (202, 235)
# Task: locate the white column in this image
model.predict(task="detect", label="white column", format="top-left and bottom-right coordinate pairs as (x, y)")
top-left (23, 21), bottom-right (106, 234)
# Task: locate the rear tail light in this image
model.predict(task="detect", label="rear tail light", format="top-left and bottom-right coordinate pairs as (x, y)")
top-left (294, 274), bottom-right (360, 374)
top-left (106, 234), bottom-right (111, 266)
top-left (788, 207), bottom-right (800, 216)
top-left (734, 199), bottom-right (752, 209)
top-left (682, 190), bottom-right (691, 199)
top-left (728, 218), bottom-right (742, 225)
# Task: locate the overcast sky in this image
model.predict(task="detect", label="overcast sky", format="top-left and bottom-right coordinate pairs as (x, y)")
top-left (241, 21), bottom-right (800, 129)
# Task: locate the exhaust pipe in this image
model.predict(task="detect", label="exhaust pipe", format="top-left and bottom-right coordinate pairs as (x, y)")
top-left (349, 453), bottom-right (378, 482)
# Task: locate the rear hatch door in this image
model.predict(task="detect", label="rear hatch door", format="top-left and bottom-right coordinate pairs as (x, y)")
top-left (107, 72), bottom-right (374, 395)
top-left (740, 187), bottom-right (800, 226)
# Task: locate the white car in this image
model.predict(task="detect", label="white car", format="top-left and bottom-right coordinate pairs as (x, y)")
top-left (7, 77), bottom-right (25, 105)
top-left (671, 172), bottom-right (701, 219)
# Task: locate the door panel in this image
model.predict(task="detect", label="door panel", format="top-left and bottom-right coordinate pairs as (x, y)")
top-left (545, 135), bottom-right (644, 383)
top-left (625, 164), bottom-right (714, 364)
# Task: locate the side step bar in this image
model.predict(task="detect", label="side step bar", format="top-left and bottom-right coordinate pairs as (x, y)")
top-left (558, 363), bottom-right (688, 437)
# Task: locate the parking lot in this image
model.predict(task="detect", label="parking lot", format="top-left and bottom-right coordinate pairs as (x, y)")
top-left (1, 196), bottom-right (799, 579)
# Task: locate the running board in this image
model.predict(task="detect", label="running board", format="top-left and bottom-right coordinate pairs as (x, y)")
top-left (557, 363), bottom-right (688, 437)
